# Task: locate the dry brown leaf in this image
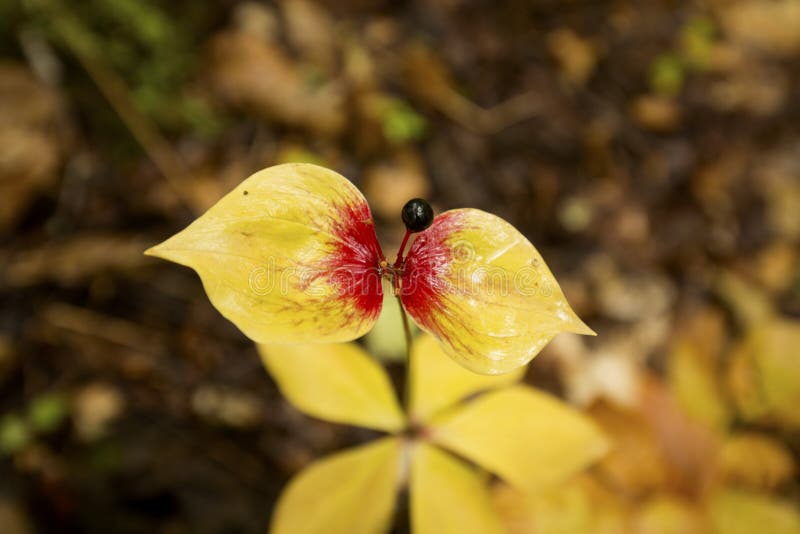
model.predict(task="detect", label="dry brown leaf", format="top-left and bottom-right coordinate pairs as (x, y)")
top-left (639, 376), bottom-right (720, 498)
top-left (491, 475), bottom-right (629, 534)
top-left (0, 499), bottom-right (32, 534)
top-left (546, 28), bottom-right (598, 86)
top-left (0, 62), bottom-right (63, 232)
top-left (630, 95), bottom-right (683, 132)
top-left (589, 401), bottom-right (668, 498)
top-left (209, 30), bottom-right (345, 135)
top-left (191, 385), bottom-right (264, 429)
top-left (720, 0), bottom-right (800, 55)
top-left (281, 0), bottom-right (337, 69)
top-left (72, 383), bottom-right (125, 442)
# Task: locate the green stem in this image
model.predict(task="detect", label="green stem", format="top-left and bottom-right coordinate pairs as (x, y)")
top-left (396, 294), bottom-right (413, 411)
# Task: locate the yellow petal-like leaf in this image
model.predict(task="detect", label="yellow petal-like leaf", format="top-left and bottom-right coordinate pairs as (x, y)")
top-left (258, 342), bottom-right (404, 432)
top-left (400, 209), bottom-right (593, 375)
top-left (709, 488), bottom-right (800, 534)
top-left (271, 437), bottom-right (402, 534)
top-left (409, 333), bottom-right (524, 424)
top-left (429, 386), bottom-right (608, 492)
top-left (146, 163), bottom-right (384, 344)
top-left (410, 443), bottom-right (504, 534)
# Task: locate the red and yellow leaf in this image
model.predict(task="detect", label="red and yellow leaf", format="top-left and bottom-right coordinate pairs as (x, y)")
top-left (146, 163), bottom-right (384, 344)
top-left (400, 208), bottom-right (594, 374)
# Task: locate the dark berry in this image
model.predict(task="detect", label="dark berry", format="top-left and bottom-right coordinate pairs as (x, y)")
top-left (401, 198), bottom-right (434, 233)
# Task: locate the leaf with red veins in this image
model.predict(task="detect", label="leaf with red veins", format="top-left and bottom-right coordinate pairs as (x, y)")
top-left (400, 209), bottom-right (594, 375)
top-left (146, 163), bottom-right (384, 344)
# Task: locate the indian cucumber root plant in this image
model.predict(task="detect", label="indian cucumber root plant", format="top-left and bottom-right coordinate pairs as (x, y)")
top-left (146, 163), bottom-right (604, 532)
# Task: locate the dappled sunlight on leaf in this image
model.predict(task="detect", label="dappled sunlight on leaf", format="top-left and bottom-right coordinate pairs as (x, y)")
top-left (258, 342), bottom-right (404, 432)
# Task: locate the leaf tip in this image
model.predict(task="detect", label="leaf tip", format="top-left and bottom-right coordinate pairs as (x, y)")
top-left (566, 313), bottom-right (596, 337)
top-left (144, 242), bottom-right (168, 260)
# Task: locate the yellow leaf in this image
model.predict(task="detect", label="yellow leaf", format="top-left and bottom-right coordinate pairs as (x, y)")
top-left (719, 432), bottom-right (796, 491)
top-left (491, 475), bottom-right (628, 534)
top-left (146, 163), bottom-right (384, 344)
top-left (709, 488), bottom-right (800, 534)
top-left (410, 443), bottom-right (504, 534)
top-left (409, 333), bottom-right (524, 424)
top-left (400, 208), bottom-right (594, 375)
top-left (668, 339), bottom-right (730, 433)
top-left (429, 386), bottom-right (608, 492)
top-left (271, 437), bottom-right (403, 534)
top-left (258, 342), bottom-right (404, 432)
top-left (728, 319), bottom-right (800, 428)
top-left (633, 495), bottom-right (708, 534)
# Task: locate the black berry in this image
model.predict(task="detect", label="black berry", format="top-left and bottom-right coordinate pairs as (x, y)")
top-left (401, 198), bottom-right (434, 233)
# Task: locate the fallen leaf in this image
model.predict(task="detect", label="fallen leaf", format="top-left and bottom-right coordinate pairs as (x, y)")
top-left (209, 29), bottom-right (345, 135)
top-left (709, 488), bottom-right (800, 534)
top-left (491, 475), bottom-right (628, 534)
top-left (718, 433), bottom-right (796, 491)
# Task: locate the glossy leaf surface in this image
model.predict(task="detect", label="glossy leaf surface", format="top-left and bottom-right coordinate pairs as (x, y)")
top-left (146, 163), bottom-right (384, 344)
top-left (400, 209), bottom-right (594, 374)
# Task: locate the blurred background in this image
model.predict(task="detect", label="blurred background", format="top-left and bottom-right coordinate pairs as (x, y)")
top-left (1, 0), bottom-right (799, 532)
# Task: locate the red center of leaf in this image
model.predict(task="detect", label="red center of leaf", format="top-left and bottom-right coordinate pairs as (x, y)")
top-left (398, 211), bottom-right (466, 340)
top-left (324, 200), bottom-right (384, 319)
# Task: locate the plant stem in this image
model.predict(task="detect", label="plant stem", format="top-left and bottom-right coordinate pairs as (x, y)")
top-left (396, 294), bottom-right (413, 411)
top-left (393, 230), bottom-right (412, 268)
